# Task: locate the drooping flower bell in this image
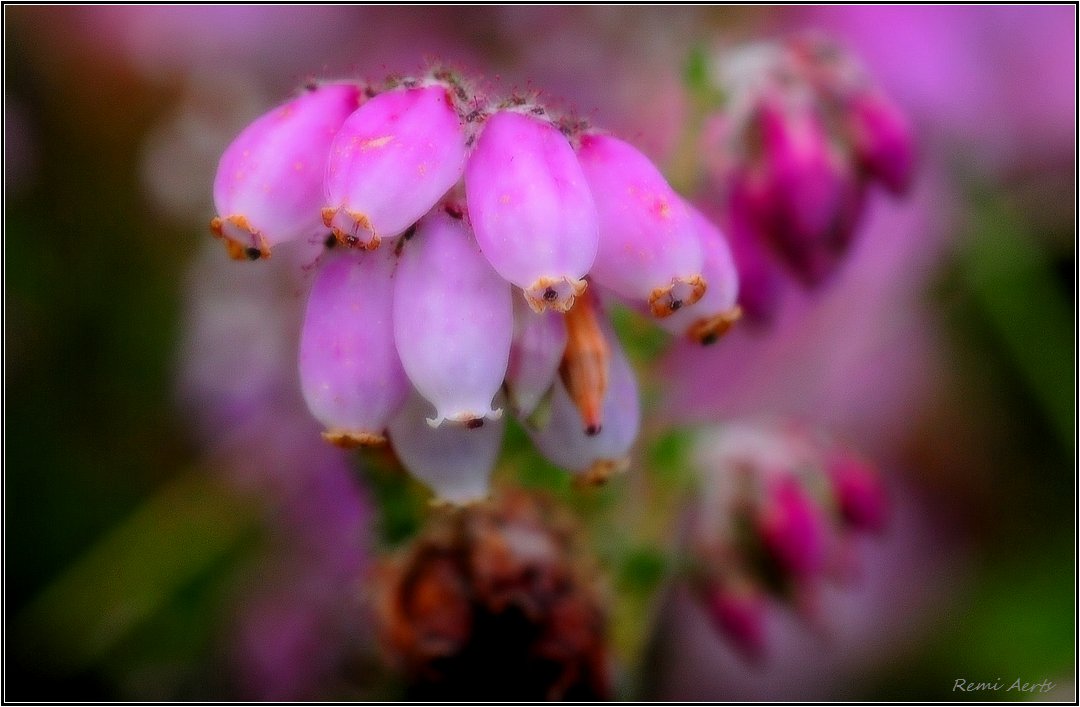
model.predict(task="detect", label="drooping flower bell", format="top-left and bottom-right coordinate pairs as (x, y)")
top-left (526, 291), bottom-right (640, 485)
top-left (505, 300), bottom-right (568, 418)
top-left (298, 247), bottom-right (409, 448)
top-left (576, 133), bottom-right (706, 318)
top-left (324, 82), bottom-right (468, 250)
top-left (211, 82), bottom-right (362, 260)
top-left (658, 202), bottom-right (742, 345)
top-left (387, 389), bottom-right (506, 504)
top-left (466, 108), bottom-right (599, 313)
top-left (392, 204), bottom-right (513, 428)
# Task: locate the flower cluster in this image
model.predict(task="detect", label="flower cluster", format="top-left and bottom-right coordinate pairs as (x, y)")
top-left (701, 35), bottom-right (915, 319)
top-left (684, 421), bottom-right (889, 660)
top-left (210, 69), bottom-right (742, 502)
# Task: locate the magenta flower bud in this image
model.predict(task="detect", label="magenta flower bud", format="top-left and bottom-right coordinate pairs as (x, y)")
top-left (212, 83), bottom-right (362, 260)
top-left (745, 99), bottom-right (865, 285)
top-left (299, 248), bottom-right (409, 448)
top-left (756, 476), bottom-right (827, 581)
top-left (505, 301), bottom-right (567, 417)
top-left (324, 84), bottom-right (467, 250)
top-left (393, 206), bottom-right (513, 427)
top-left (576, 133), bottom-right (705, 318)
top-left (659, 204), bottom-right (741, 345)
top-left (526, 320), bottom-right (639, 484)
top-left (465, 110), bottom-right (598, 313)
top-left (847, 90), bottom-right (915, 195)
top-left (702, 580), bottom-right (768, 661)
top-left (388, 389), bottom-right (505, 504)
top-left (826, 452), bottom-right (889, 533)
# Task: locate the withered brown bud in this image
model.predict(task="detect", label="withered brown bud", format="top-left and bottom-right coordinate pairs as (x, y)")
top-left (375, 491), bottom-right (610, 700)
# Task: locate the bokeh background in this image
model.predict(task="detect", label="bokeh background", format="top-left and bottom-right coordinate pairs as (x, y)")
top-left (4, 5), bottom-right (1075, 701)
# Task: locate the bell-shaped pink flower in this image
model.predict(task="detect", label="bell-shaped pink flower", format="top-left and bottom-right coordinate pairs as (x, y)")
top-left (659, 204), bottom-right (742, 345)
top-left (575, 133), bottom-right (705, 318)
top-left (212, 82), bottom-right (362, 260)
top-left (299, 248), bottom-right (409, 447)
top-left (324, 84), bottom-right (467, 250)
top-left (505, 301), bottom-right (567, 418)
top-left (465, 110), bottom-right (598, 313)
top-left (756, 476), bottom-right (828, 581)
top-left (526, 318), bottom-right (639, 484)
top-left (847, 90), bottom-right (915, 195)
top-left (387, 389), bottom-right (505, 505)
top-left (393, 206), bottom-right (513, 428)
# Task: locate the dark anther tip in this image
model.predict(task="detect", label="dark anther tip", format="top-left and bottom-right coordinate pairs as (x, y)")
top-left (669, 299), bottom-right (683, 312)
top-left (543, 288), bottom-right (559, 301)
top-left (324, 234), bottom-right (337, 249)
top-left (465, 418), bottom-right (484, 429)
top-left (700, 332), bottom-right (719, 346)
top-left (245, 247), bottom-right (262, 261)
top-left (585, 424), bottom-right (601, 436)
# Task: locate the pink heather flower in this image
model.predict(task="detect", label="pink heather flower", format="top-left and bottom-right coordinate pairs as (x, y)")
top-left (324, 83), bottom-right (467, 250)
top-left (756, 476), bottom-right (828, 581)
top-left (298, 247), bottom-right (409, 448)
top-left (387, 389), bottom-right (506, 504)
top-left (659, 203), bottom-right (741, 345)
top-left (392, 206), bottom-right (513, 428)
top-left (526, 314), bottom-right (640, 484)
top-left (846, 90), bottom-right (915, 195)
top-left (575, 133), bottom-right (705, 318)
top-left (465, 109), bottom-right (598, 313)
top-left (211, 82), bottom-right (362, 260)
top-left (826, 451), bottom-right (889, 533)
top-left (505, 301), bottom-right (568, 418)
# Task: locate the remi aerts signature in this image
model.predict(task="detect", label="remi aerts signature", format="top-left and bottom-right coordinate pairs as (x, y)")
top-left (953, 678), bottom-right (1056, 695)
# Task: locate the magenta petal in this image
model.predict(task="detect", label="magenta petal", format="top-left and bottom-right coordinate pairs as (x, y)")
top-left (827, 453), bottom-right (889, 533)
top-left (576, 133), bottom-right (705, 318)
top-left (526, 320), bottom-right (639, 481)
top-left (324, 84), bottom-right (467, 249)
top-left (299, 248), bottom-right (409, 447)
top-left (466, 110), bottom-right (598, 312)
top-left (393, 207), bottom-right (513, 427)
top-left (757, 476), bottom-right (828, 580)
top-left (848, 90), bottom-right (916, 195)
top-left (212, 83), bottom-right (361, 259)
top-left (703, 581), bottom-right (768, 661)
top-left (388, 389), bottom-right (505, 504)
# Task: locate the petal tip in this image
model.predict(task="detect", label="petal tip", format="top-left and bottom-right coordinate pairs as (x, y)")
top-left (321, 429), bottom-right (387, 448)
top-left (649, 274), bottom-right (707, 318)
